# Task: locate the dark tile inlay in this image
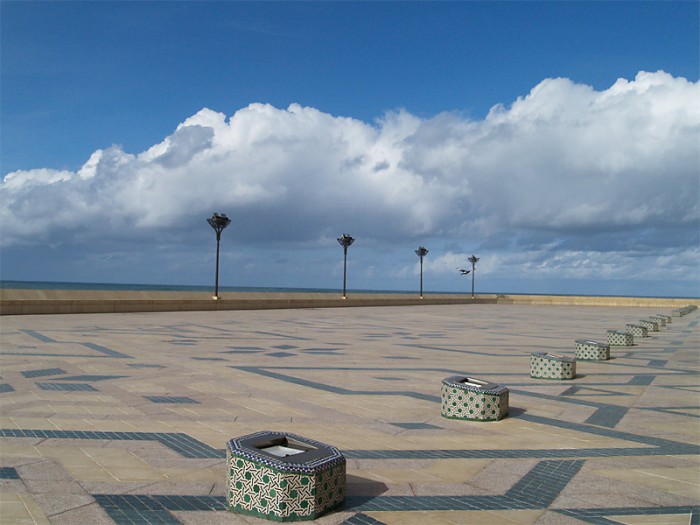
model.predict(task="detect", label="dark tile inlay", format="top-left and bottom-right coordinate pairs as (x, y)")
top-left (0, 384), bottom-right (15, 393)
top-left (555, 505), bottom-right (699, 525)
top-left (144, 396), bottom-right (199, 404)
top-left (37, 382), bottom-right (98, 392)
top-left (346, 460), bottom-right (584, 511)
top-left (21, 368), bottom-right (66, 378)
top-left (48, 375), bottom-right (126, 382)
top-left (0, 467), bottom-right (20, 479)
top-left (0, 429), bottom-right (221, 459)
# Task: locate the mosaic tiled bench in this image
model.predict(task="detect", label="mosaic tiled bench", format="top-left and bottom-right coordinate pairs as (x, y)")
top-left (606, 330), bottom-right (634, 347)
top-left (530, 352), bottom-right (576, 380)
top-left (655, 314), bottom-right (672, 324)
top-left (638, 319), bottom-right (659, 332)
top-left (672, 305), bottom-right (697, 317)
top-left (576, 339), bottom-right (611, 360)
top-left (441, 376), bottom-right (509, 421)
top-left (227, 431), bottom-right (346, 522)
top-left (648, 315), bottom-right (667, 327)
top-left (625, 324), bottom-right (649, 338)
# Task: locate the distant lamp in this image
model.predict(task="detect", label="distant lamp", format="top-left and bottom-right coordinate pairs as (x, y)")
top-left (337, 234), bottom-right (355, 299)
top-left (415, 246), bottom-right (429, 298)
top-left (468, 254), bottom-right (480, 298)
top-left (207, 212), bottom-right (231, 299)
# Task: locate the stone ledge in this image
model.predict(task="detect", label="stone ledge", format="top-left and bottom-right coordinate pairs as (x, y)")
top-left (0, 289), bottom-right (696, 315)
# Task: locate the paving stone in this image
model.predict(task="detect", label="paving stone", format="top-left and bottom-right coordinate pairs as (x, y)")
top-left (0, 304), bottom-right (697, 524)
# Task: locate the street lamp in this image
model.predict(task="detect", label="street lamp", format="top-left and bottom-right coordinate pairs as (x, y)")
top-left (207, 212), bottom-right (231, 299)
top-left (415, 246), bottom-right (429, 298)
top-left (337, 233), bottom-right (354, 299)
top-left (468, 254), bottom-right (480, 298)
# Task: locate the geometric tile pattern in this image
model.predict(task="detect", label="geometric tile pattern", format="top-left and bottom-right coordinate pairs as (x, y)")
top-left (227, 455), bottom-right (345, 521)
top-left (48, 374), bottom-right (126, 382)
top-left (638, 319), bottom-right (660, 332)
top-left (0, 428), bottom-right (221, 458)
top-left (530, 352), bottom-right (576, 379)
top-left (625, 323), bottom-right (649, 337)
top-left (649, 315), bottom-right (668, 327)
top-left (0, 467), bottom-right (20, 479)
top-left (555, 505), bottom-right (699, 525)
top-left (20, 367), bottom-right (66, 377)
top-left (143, 396), bottom-right (200, 404)
top-left (576, 339), bottom-right (612, 359)
top-left (227, 431), bottom-right (346, 521)
top-left (440, 376), bottom-right (509, 421)
top-left (1, 303), bottom-right (697, 525)
top-left (0, 384), bottom-right (14, 393)
top-left (606, 330), bottom-right (633, 346)
top-left (347, 459), bottom-right (585, 511)
top-left (36, 382), bottom-right (98, 391)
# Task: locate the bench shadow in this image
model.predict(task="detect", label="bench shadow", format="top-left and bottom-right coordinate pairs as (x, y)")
top-left (345, 473), bottom-right (389, 498)
top-left (507, 406), bottom-right (527, 417)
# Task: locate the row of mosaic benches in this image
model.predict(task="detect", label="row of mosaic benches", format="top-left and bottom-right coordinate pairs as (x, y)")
top-left (226, 306), bottom-right (697, 522)
top-left (673, 304), bottom-right (698, 317)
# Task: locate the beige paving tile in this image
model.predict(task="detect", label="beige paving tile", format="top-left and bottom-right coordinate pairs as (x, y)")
top-left (592, 467), bottom-right (700, 498)
top-left (1, 304), bottom-right (698, 525)
top-left (610, 514), bottom-right (693, 524)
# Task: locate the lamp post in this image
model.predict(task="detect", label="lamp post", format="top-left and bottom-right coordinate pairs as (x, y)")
top-left (337, 233), bottom-right (354, 299)
top-left (415, 246), bottom-right (429, 298)
top-left (468, 254), bottom-right (480, 298)
top-left (207, 212), bottom-right (231, 299)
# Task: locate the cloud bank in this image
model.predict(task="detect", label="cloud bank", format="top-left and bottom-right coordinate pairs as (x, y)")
top-left (2, 71), bottom-right (698, 292)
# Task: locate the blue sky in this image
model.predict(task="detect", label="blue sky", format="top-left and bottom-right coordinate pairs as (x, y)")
top-left (1, 1), bottom-right (699, 297)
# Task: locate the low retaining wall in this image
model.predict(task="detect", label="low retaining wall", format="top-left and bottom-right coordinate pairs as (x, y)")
top-left (0, 289), bottom-right (696, 315)
top-left (0, 289), bottom-right (495, 315)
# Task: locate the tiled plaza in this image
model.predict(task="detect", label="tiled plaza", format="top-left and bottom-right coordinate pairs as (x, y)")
top-left (0, 303), bottom-right (698, 524)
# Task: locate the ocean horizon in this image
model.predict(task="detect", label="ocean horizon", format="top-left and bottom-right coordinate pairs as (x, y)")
top-left (1, 280), bottom-right (695, 300)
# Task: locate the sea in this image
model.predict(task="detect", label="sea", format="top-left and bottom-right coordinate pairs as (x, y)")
top-left (0, 280), bottom-right (692, 299)
top-left (0, 280), bottom-right (427, 295)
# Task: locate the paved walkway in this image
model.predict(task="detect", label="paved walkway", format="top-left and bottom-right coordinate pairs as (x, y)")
top-left (1, 304), bottom-right (698, 524)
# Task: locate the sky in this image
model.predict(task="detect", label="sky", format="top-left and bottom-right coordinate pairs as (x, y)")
top-left (1, 1), bottom-right (699, 297)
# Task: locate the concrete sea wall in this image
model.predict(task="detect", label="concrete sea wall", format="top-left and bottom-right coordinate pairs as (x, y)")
top-left (0, 288), bottom-right (696, 315)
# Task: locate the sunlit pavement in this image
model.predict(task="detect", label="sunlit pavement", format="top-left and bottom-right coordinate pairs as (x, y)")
top-left (1, 304), bottom-right (698, 524)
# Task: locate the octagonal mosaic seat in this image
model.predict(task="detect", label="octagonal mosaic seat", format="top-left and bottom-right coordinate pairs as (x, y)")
top-left (441, 376), bottom-right (508, 421)
top-left (625, 324), bottom-right (649, 338)
top-left (649, 315), bottom-right (667, 327)
top-left (606, 330), bottom-right (634, 347)
top-left (672, 305), bottom-right (696, 317)
top-left (530, 352), bottom-right (576, 380)
top-left (576, 339), bottom-right (611, 360)
top-left (638, 319), bottom-right (659, 332)
top-left (227, 431), bottom-right (345, 522)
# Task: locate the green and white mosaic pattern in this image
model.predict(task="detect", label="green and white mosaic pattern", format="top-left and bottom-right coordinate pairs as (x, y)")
top-left (576, 339), bottom-right (612, 359)
top-left (638, 319), bottom-right (660, 332)
top-left (227, 432), bottom-right (346, 521)
top-left (530, 352), bottom-right (576, 380)
top-left (626, 324), bottom-right (649, 337)
top-left (441, 376), bottom-right (509, 421)
top-left (655, 314), bottom-right (672, 324)
top-left (649, 316), bottom-right (667, 327)
top-left (606, 330), bottom-right (634, 347)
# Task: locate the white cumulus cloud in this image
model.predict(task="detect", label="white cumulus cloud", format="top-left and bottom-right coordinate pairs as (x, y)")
top-left (1, 70), bottom-right (698, 292)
